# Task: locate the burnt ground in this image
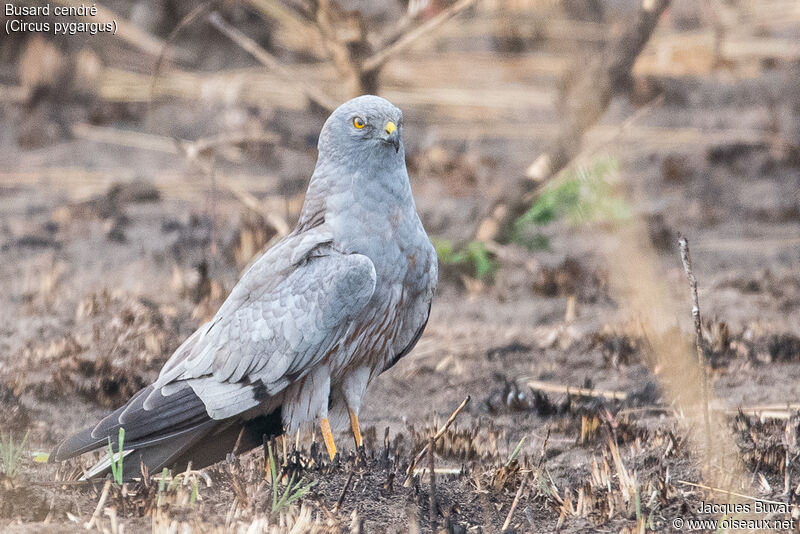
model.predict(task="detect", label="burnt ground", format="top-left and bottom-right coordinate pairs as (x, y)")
top-left (2, 0), bottom-right (800, 532)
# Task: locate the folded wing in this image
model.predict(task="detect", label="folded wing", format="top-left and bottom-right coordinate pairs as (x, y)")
top-left (51, 230), bottom-right (377, 477)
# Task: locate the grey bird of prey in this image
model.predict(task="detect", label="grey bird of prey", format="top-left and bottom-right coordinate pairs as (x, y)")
top-left (51, 95), bottom-right (438, 479)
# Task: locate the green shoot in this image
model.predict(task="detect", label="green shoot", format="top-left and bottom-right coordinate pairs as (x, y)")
top-left (513, 157), bottom-right (631, 249)
top-left (433, 239), bottom-right (497, 280)
top-left (158, 467), bottom-right (168, 494)
top-left (106, 427), bottom-right (125, 485)
top-left (0, 430), bottom-right (29, 479)
top-left (267, 441), bottom-right (315, 515)
top-left (506, 436), bottom-right (526, 466)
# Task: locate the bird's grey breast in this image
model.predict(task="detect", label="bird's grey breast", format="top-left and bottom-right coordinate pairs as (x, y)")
top-left (335, 202), bottom-right (436, 374)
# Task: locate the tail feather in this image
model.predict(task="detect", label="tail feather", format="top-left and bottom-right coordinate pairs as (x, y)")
top-left (82, 412), bottom-right (283, 480)
top-left (51, 381), bottom-right (284, 481)
top-left (85, 419), bottom-right (219, 480)
top-left (170, 410), bottom-right (283, 470)
top-left (50, 390), bottom-right (283, 480)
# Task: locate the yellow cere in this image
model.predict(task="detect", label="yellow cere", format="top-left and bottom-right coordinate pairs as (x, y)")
top-left (385, 121), bottom-right (397, 134)
top-left (354, 117), bottom-right (365, 129)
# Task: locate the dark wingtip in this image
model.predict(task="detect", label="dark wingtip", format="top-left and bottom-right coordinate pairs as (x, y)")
top-left (49, 426), bottom-right (103, 463)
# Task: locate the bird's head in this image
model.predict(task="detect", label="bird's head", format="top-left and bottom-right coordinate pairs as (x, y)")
top-left (318, 95), bottom-right (404, 161)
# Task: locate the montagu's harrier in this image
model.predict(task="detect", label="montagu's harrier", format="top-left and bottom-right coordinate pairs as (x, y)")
top-left (51, 95), bottom-right (438, 479)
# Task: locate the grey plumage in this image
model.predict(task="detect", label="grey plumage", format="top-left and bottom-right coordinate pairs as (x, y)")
top-left (51, 95), bottom-right (438, 479)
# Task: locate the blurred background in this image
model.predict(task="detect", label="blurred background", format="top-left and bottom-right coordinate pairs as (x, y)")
top-left (2, 0), bottom-right (800, 531)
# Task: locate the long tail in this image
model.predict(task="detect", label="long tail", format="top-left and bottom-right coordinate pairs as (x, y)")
top-left (50, 384), bottom-right (282, 480)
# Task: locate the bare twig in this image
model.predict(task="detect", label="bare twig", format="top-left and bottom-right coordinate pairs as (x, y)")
top-left (312, 0), bottom-right (378, 96)
top-left (362, 0), bottom-right (478, 73)
top-left (678, 236), bottom-right (711, 451)
top-left (84, 479), bottom-right (111, 530)
top-left (333, 471), bottom-right (355, 514)
top-left (536, 427), bottom-right (551, 469)
top-left (374, 0), bottom-right (430, 51)
top-left (785, 440), bottom-right (791, 498)
top-left (72, 123), bottom-right (280, 161)
top-left (475, 0), bottom-right (671, 243)
top-left (502, 476), bottom-right (527, 531)
top-left (312, 0), bottom-right (476, 96)
top-left (246, 0), bottom-right (325, 56)
top-left (71, 123), bottom-right (179, 154)
top-left (52, 0), bottom-right (179, 60)
top-left (428, 437), bottom-right (437, 531)
top-left (720, 404), bottom-right (800, 420)
top-left (151, 0), bottom-right (222, 113)
top-left (404, 396), bottom-right (471, 483)
top-left (208, 11), bottom-right (337, 111)
top-left (529, 93), bottom-right (664, 180)
top-left (182, 131), bottom-right (280, 160)
top-left (675, 479), bottom-right (789, 507)
top-left (527, 380), bottom-right (628, 401)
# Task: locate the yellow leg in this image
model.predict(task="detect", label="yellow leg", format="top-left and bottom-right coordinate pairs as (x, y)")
top-left (348, 409), bottom-right (363, 448)
top-left (320, 418), bottom-right (337, 460)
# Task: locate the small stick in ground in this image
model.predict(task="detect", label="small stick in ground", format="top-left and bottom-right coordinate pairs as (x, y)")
top-left (84, 479), bottom-right (111, 530)
top-left (333, 471), bottom-right (355, 514)
top-left (502, 475), bottom-right (527, 531)
top-left (404, 396), bottom-right (471, 483)
top-left (675, 479), bottom-right (789, 507)
top-left (537, 426), bottom-right (551, 469)
top-left (428, 436), bottom-right (437, 531)
top-left (784, 417), bottom-right (795, 500)
top-left (678, 236), bottom-right (711, 451)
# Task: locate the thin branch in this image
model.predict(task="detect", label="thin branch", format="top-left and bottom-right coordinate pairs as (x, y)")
top-left (675, 479), bottom-right (789, 507)
top-left (474, 0), bottom-right (671, 243)
top-left (404, 396), bottom-right (471, 483)
top-left (502, 476), bottom-right (527, 531)
top-left (362, 0), bottom-right (478, 73)
top-left (721, 403), bottom-right (800, 419)
top-left (333, 471), bottom-right (354, 514)
top-left (208, 11), bottom-right (337, 111)
top-left (84, 480), bottom-right (111, 530)
top-left (71, 123), bottom-right (281, 167)
top-left (527, 380), bottom-right (628, 401)
top-left (52, 0), bottom-right (179, 60)
top-left (246, 0), bottom-right (325, 56)
top-left (373, 0), bottom-right (430, 51)
top-left (678, 236), bottom-right (712, 451)
top-left (151, 0), bottom-right (223, 119)
top-left (183, 131), bottom-right (280, 159)
top-left (525, 93), bottom-right (664, 182)
top-left (428, 436), bottom-right (437, 531)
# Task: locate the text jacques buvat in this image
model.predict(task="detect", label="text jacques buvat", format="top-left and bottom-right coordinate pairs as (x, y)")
top-left (5, 4), bottom-right (117, 35)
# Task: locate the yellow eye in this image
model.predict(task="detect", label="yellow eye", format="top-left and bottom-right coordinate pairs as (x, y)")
top-left (353, 117), bottom-right (365, 129)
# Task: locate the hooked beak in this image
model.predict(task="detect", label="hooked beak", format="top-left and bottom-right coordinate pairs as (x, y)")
top-left (382, 121), bottom-right (400, 153)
